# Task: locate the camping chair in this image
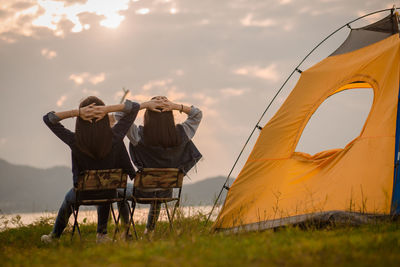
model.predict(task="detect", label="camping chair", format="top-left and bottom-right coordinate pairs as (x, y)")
top-left (127, 168), bottom-right (184, 239)
top-left (71, 168), bottom-right (128, 241)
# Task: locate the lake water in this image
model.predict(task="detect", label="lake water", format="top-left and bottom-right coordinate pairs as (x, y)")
top-left (0, 205), bottom-right (220, 230)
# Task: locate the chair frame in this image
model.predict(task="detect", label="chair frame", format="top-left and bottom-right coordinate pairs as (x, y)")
top-left (127, 168), bottom-right (184, 239)
top-left (71, 168), bottom-right (128, 241)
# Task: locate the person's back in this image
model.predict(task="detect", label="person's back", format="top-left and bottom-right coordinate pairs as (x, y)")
top-left (41, 96), bottom-right (157, 243)
top-left (130, 124), bottom-right (201, 173)
top-left (116, 96), bottom-right (203, 233)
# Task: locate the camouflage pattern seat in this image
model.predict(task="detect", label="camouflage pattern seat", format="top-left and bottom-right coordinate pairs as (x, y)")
top-left (71, 168), bottom-right (128, 240)
top-left (127, 168), bottom-right (184, 239)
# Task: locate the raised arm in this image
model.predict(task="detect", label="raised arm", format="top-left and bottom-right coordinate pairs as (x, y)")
top-left (42, 104), bottom-right (95, 146)
top-left (180, 105), bottom-right (202, 139)
top-left (160, 99), bottom-right (203, 139)
top-left (106, 100), bottom-right (164, 143)
top-left (110, 101), bottom-right (140, 140)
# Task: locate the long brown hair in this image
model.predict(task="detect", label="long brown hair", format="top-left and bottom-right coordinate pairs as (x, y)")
top-left (143, 103), bottom-right (181, 148)
top-left (75, 96), bottom-right (113, 159)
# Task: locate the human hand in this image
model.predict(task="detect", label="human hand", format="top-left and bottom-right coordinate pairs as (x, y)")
top-left (143, 99), bottom-right (163, 112)
top-left (79, 103), bottom-right (108, 122)
top-left (159, 99), bottom-right (178, 112)
top-left (91, 105), bottom-right (108, 122)
top-left (79, 103), bottom-right (96, 122)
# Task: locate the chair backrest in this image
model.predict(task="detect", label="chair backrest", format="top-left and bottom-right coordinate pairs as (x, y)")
top-left (76, 169), bottom-right (128, 191)
top-left (134, 168), bottom-right (184, 190)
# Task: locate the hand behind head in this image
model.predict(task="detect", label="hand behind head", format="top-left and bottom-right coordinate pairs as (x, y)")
top-left (79, 103), bottom-right (107, 122)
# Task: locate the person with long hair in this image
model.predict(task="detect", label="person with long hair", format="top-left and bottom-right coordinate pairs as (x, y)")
top-left (115, 96), bottom-right (203, 234)
top-left (41, 96), bottom-right (163, 243)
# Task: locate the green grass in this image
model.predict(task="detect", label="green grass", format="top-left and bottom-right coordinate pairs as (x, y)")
top-left (1, 213), bottom-right (400, 267)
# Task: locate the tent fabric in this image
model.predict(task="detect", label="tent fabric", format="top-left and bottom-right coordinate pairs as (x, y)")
top-left (213, 17), bottom-right (400, 231)
top-left (217, 211), bottom-right (388, 233)
top-left (362, 13), bottom-right (399, 34)
top-left (331, 14), bottom-right (399, 56)
top-left (330, 30), bottom-right (392, 56)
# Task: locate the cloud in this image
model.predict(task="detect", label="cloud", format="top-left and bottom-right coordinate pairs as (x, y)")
top-left (356, 10), bottom-right (386, 23)
top-left (136, 8), bottom-right (150, 15)
top-left (56, 95), bottom-right (67, 107)
top-left (114, 90), bottom-right (128, 102)
top-left (233, 64), bottom-right (280, 82)
top-left (279, 0), bottom-right (292, 4)
top-left (0, 0), bottom-right (130, 40)
top-left (69, 73), bottom-right (85, 85)
top-left (115, 77), bottom-right (184, 103)
top-left (149, 0), bottom-right (180, 15)
top-left (0, 35), bottom-right (16, 43)
top-left (0, 2), bottom-right (40, 39)
top-left (192, 93), bottom-right (218, 106)
top-left (82, 88), bottom-right (99, 96)
top-left (283, 20), bottom-right (294, 31)
top-left (298, 5), bottom-right (343, 17)
top-left (88, 73), bottom-right (105, 85)
top-left (220, 88), bottom-right (248, 97)
top-left (240, 14), bottom-right (276, 27)
top-left (142, 79), bottom-right (173, 91)
top-left (166, 87), bottom-right (185, 101)
top-left (41, 48), bottom-right (57, 59)
top-left (0, 138), bottom-right (7, 146)
top-left (198, 19), bottom-right (210, 25)
top-left (127, 93), bottom-right (152, 102)
top-left (69, 72), bottom-right (105, 85)
top-left (175, 69), bottom-right (184, 76)
top-left (141, 79), bottom-right (186, 101)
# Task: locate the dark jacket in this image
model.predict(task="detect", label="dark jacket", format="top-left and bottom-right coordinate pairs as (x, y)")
top-left (129, 125), bottom-right (202, 174)
top-left (43, 101), bottom-right (139, 186)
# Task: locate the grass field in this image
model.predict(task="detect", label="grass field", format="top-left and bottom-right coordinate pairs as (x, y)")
top-left (1, 212), bottom-right (400, 267)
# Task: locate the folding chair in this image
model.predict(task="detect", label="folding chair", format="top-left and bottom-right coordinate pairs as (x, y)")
top-left (71, 168), bottom-right (128, 241)
top-left (127, 168), bottom-right (184, 239)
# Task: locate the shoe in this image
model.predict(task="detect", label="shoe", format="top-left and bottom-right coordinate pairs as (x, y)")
top-left (120, 228), bottom-right (134, 241)
top-left (96, 233), bottom-right (112, 244)
top-left (41, 233), bottom-right (56, 244)
top-left (143, 228), bottom-right (154, 240)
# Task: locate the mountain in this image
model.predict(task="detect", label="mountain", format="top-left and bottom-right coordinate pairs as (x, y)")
top-left (181, 176), bottom-right (233, 206)
top-left (0, 159), bottom-right (71, 213)
top-left (0, 159), bottom-right (233, 213)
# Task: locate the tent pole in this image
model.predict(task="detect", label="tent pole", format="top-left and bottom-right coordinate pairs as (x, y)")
top-left (206, 8), bottom-right (399, 225)
top-left (390, 11), bottom-right (400, 217)
top-left (391, 82), bottom-right (400, 215)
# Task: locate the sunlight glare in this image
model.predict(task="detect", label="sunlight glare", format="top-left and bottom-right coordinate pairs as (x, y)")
top-left (100, 14), bottom-right (125, 29)
top-left (136, 8), bottom-right (150, 15)
top-left (32, 0), bottom-right (130, 35)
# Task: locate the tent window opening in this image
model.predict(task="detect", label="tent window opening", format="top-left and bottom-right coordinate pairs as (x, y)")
top-left (295, 86), bottom-right (374, 155)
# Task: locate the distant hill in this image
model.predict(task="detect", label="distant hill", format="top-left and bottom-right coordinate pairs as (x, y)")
top-left (181, 176), bottom-right (233, 206)
top-left (0, 159), bottom-right (233, 213)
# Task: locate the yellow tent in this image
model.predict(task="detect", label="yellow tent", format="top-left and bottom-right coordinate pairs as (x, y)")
top-left (214, 12), bottom-right (400, 232)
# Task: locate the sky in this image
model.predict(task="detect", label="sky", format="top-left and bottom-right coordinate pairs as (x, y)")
top-left (0, 0), bottom-right (397, 183)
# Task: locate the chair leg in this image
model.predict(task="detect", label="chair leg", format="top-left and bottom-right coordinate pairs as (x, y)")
top-left (128, 201), bottom-right (138, 240)
top-left (71, 204), bottom-right (81, 241)
top-left (171, 200), bottom-right (179, 222)
top-left (110, 204), bottom-right (120, 241)
top-left (164, 201), bottom-right (174, 231)
top-left (123, 202), bottom-right (132, 239)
